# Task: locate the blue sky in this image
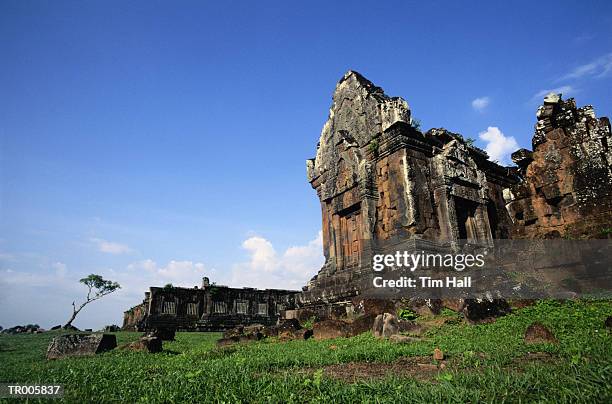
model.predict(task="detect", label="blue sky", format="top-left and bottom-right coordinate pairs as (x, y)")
top-left (1, 0), bottom-right (611, 329)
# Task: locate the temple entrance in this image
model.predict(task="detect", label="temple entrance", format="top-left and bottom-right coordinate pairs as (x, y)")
top-left (338, 204), bottom-right (362, 268)
top-left (454, 197), bottom-right (480, 241)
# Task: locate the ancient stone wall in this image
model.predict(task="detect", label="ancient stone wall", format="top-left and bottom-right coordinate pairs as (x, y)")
top-left (124, 280), bottom-right (298, 331)
top-left (122, 291), bottom-right (150, 331)
top-left (122, 302), bottom-right (147, 331)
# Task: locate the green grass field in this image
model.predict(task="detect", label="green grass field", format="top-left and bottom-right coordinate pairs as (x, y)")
top-left (1, 300), bottom-right (611, 403)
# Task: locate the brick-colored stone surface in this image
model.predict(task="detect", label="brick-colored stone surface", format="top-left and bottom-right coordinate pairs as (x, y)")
top-left (302, 71), bottom-right (517, 306)
top-left (504, 95), bottom-right (612, 239)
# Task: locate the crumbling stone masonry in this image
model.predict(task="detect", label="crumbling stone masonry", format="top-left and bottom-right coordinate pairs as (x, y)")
top-left (505, 93), bottom-right (612, 239)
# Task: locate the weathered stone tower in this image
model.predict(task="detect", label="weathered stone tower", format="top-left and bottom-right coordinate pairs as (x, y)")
top-left (301, 71), bottom-right (517, 307)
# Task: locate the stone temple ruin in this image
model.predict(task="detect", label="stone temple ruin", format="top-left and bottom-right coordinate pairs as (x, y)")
top-left (124, 71), bottom-right (611, 331)
top-left (505, 93), bottom-right (612, 239)
top-left (300, 71), bottom-right (517, 309)
top-left (123, 278), bottom-right (298, 331)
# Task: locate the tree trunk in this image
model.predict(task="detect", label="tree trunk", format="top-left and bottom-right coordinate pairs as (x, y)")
top-left (64, 304), bottom-right (84, 328)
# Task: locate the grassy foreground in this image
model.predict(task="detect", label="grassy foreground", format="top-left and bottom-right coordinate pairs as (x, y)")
top-left (1, 300), bottom-right (611, 403)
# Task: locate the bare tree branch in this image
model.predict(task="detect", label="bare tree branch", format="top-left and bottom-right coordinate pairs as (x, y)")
top-left (64, 274), bottom-right (121, 328)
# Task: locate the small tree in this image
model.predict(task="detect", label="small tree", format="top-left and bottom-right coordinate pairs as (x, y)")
top-left (64, 274), bottom-right (120, 328)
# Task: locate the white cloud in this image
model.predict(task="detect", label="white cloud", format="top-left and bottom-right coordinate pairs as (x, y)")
top-left (531, 86), bottom-right (575, 102)
top-left (241, 237), bottom-right (277, 272)
top-left (230, 232), bottom-right (324, 290)
top-left (478, 126), bottom-right (519, 165)
top-left (90, 238), bottom-right (132, 254)
top-left (559, 52), bottom-right (612, 81)
top-left (471, 96), bottom-right (490, 112)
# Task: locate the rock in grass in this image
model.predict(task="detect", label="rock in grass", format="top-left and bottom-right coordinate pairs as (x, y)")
top-left (260, 319), bottom-right (301, 339)
top-left (349, 314), bottom-right (376, 336)
top-left (398, 320), bottom-right (423, 335)
top-left (279, 328), bottom-right (313, 341)
top-left (149, 327), bottom-right (175, 341)
top-left (433, 348), bottom-right (444, 361)
top-left (277, 319), bottom-right (302, 333)
top-left (524, 322), bottom-right (557, 344)
top-left (46, 333), bottom-right (117, 360)
top-left (373, 313), bottom-right (402, 339)
top-left (217, 332), bottom-right (265, 346)
top-left (223, 326), bottom-right (245, 339)
top-left (353, 298), bottom-right (395, 316)
top-left (313, 319), bottom-right (351, 340)
top-left (216, 336), bottom-right (240, 346)
top-left (125, 336), bottom-right (163, 353)
top-left (262, 325), bottom-right (279, 337)
top-left (372, 314), bottom-right (384, 338)
top-left (382, 313), bottom-right (399, 338)
top-left (238, 332), bottom-right (264, 343)
top-left (224, 325), bottom-right (265, 339)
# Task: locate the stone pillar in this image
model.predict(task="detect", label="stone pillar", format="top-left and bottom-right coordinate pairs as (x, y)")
top-left (474, 204), bottom-right (494, 246)
top-left (434, 186), bottom-right (458, 241)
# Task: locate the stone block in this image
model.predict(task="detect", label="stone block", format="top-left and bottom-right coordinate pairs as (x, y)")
top-left (151, 327), bottom-right (175, 341)
top-left (313, 319), bottom-right (351, 340)
top-left (524, 322), bottom-right (557, 344)
top-left (124, 336), bottom-right (162, 353)
top-left (356, 298), bottom-right (395, 316)
top-left (47, 334), bottom-right (117, 360)
top-left (279, 328), bottom-right (313, 341)
top-left (348, 314), bottom-right (376, 336)
top-left (372, 314), bottom-right (384, 339)
top-left (382, 313), bottom-right (399, 338)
